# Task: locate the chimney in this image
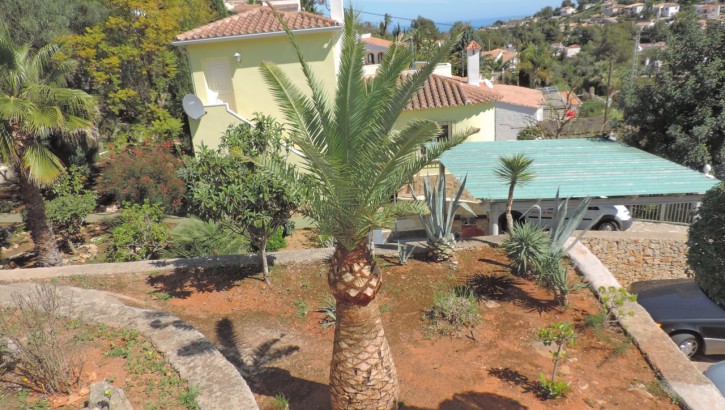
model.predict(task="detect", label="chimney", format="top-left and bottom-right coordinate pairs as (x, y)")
top-left (330, 0), bottom-right (344, 24)
top-left (465, 40), bottom-right (482, 87)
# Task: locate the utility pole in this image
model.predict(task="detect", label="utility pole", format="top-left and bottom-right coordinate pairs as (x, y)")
top-left (632, 29), bottom-right (641, 77)
top-left (603, 57), bottom-right (614, 131)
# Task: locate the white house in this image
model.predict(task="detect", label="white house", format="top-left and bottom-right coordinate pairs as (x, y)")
top-left (360, 34), bottom-right (392, 65)
top-left (695, 4), bottom-right (721, 20)
top-left (653, 3), bottom-right (680, 18)
top-left (625, 3), bottom-right (645, 15)
top-left (560, 6), bottom-right (576, 16)
top-left (564, 44), bottom-right (581, 58)
top-left (488, 84), bottom-right (544, 141)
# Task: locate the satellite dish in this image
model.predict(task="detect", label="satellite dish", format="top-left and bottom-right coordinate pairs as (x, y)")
top-left (483, 79), bottom-right (494, 89)
top-left (182, 94), bottom-right (206, 120)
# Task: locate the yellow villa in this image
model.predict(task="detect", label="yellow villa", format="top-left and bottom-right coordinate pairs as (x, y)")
top-left (172, 0), bottom-right (499, 151)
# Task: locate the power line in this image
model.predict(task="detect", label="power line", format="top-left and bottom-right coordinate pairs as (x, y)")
top-left (356, 10), bottom-right (456, 27)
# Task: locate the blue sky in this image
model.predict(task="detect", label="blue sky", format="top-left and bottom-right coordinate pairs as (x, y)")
top-left (343, 0), bottom-right (565, 26)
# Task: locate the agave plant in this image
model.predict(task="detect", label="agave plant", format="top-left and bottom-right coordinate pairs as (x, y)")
top-left (397, 241), bottom-right (416, 265)
top-left (502, 222), bottom-right (550, 277)
top-left (415, 172), bottom-right (474, 262)
top-left (536, 190), bottom-right (593, 306)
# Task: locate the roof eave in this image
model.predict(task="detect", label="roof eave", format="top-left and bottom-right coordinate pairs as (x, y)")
top-left (172, 25), bottom-right (342, 47)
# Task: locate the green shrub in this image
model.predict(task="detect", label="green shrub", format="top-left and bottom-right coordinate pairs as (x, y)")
top-left (105, 201), bottom-right (169, 262)
top-left (577, 100), bottom-right (606, 118)
top-left (425, 286), bottom-right (480, 336)
top-left (162, 218), bottom-right (248, 258)
top-left (688, 182), bottom-right (725, 304)
top-left (503, 222), bottom-right (550, 276)
top-left (97, 141), bottom-right (186, 214)
top-left (535, 251), bottom-right (570, 306)
top-left (517, 125), bottom-right (543, 140)
top-left (46, 192), bottom-right (96, 242)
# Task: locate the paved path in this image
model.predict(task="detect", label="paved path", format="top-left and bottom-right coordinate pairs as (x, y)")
top-left (0, 283), bottom-right (259, 410)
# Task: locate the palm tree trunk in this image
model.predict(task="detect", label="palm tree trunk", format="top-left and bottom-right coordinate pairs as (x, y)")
top-left (328, 243), bottom-right (398, 410)
top-left (505, 184), bottom-right (515, 232)
top-left (17, 170), bottom-right (61, 267)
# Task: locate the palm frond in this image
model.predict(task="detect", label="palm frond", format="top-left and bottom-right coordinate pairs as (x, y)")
top-left (22, 143), bottom-right (63, 185)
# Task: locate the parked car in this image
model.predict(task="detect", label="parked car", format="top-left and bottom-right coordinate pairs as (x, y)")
top-left (704, 361), bottom-right (725, 397)
top-left (500, 204), bottom-right (632, 232)
top-left (632, 279), bottom-right (725, 358)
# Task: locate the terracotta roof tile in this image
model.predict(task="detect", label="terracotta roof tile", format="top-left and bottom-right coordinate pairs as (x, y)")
top-left (176, 7), bottom-right (341, 42)
top-left (465, 40), bottom-right (482, 51)
top-left (361, 36), bottom-right (393, 48)
top-left (486, 84), bottom-right (544, 109)
top-left (482, 48), bottom-right (517, 63)
top-left (405, 74), bottom-right (500, 111)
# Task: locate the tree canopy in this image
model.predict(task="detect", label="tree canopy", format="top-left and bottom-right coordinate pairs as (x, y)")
top-left (620, 16), bottom-right (725, 174)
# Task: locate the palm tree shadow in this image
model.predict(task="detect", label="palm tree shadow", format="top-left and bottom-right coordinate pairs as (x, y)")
top-left (487, 368), bottom-right (538, 395)
top-left (402, 391), bottom-right (528, 409)
top-left (477, 258), bottom-right (511, 270)
top-left (214, 317), bottom-right (330, 410)
top-left (466, 273), bottom-right (558, 314)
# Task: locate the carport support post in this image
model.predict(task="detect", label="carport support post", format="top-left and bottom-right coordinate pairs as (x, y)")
top-left (489, 202), bottom-right (502, 235)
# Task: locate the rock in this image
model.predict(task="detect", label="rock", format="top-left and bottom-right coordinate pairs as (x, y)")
top-left (87, 380), bottom-right (133, 410)
top-left (105, 205), bottom-right (119, 213)
top-left (0, 335), bottom-right (19, 369)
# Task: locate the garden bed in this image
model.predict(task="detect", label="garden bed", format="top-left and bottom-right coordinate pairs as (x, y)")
top-left (43, 246), bottom-right (681, 409)
top-left (0, 313), bottom-right (198, 409)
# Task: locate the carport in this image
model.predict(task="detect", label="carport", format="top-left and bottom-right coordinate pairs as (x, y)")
top-left (439, 138), bottom-right (720, 235)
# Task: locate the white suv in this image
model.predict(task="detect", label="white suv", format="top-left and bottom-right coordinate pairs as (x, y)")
top-left (501, 204), bottom-right (632, 232)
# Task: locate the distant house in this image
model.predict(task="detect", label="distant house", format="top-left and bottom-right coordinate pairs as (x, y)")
top-left (564, 44), bottom-right (581, 58)
top-left (624, 3), bottom-right (645, 15)
top-left (601, 2), bottom-right (622, 16)
top-left (695, 4), bottom-right (721, 20)
top-left (482, 47), bottom-right (518, 70)
top-left (361, 34), bottom-right (392, 65)
top-left (653, 3), bottom-right (680, 18)
top-left (488, 84), bottom-right (544, 141)
top-left (559, 6), bottom-right (576, 16)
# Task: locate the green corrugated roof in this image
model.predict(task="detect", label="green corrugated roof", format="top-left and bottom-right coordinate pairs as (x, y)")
top-left (440, 138), bottom-right (719, 202)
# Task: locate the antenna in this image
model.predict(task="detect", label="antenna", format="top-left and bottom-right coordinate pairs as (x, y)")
top-left (182, 94), bottom-right (206, 120)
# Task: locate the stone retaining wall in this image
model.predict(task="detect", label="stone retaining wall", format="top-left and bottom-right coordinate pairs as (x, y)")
top-left (579, 232), bottom-right (690, 287)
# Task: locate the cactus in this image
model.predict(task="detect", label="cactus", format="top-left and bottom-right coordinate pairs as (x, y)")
top-left (414, 172), bottom-right (474, 262)
top-left (397, 241), bottom-right (416, 265)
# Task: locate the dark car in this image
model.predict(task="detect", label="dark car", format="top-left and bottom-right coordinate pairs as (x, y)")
top-left (632, 279), bottom-right (725, 358)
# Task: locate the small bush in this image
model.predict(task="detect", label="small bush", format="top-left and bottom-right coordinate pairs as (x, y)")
top-left (538, 374), bottom-right (572, 399)
top-left (0, 285), bottom-right (83, 394)
top-left (46, 193), bottom-right (96, 242)
top-left (503, 222), bottom-right (550, 277)
top-left (97, 141), bottom-right (186, 214)
top-left (163, 218), bottom-right (248, 258)
top-left (105, 201), bottom-right (169, 262)
top-left (535, 251), bottom-right (570, 306)
top-left (426, 286), bottom-right (480, 336)
top-left (537, 321), bottom-right (575, 399)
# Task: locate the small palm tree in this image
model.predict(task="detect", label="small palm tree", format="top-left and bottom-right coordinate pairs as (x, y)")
top-left (495, 154), bottom-right (535, 233)
top-left (261, 11), bottom-right (468, 410)
top-left (0, 27), bottom-right (97, 266)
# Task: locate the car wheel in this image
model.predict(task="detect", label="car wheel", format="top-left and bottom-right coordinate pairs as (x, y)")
top-left (596, 219), bottom-right (619, 231)
top-left (671, 333), bottom-right (700, 358)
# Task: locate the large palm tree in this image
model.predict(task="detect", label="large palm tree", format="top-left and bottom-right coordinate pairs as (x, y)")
top-left (261, 11), bottom-right (468, 410)
top-left (0, 27), bottom-right (97, 266)
top-left (495, 154), bottom-right (535, 232)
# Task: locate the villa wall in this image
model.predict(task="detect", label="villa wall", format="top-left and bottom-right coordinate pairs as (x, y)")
top-left (579, 232), bottom-right (691, 287)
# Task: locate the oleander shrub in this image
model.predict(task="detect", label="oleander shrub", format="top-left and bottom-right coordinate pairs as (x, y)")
top-left (43, 165), bottom-right (97, 252)
top-left (97, 141), bottom-right (186, 214)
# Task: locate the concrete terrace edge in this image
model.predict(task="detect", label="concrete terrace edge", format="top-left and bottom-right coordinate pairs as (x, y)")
top-left (566, 241), bottom-right (725, 410)
top-left (0, 284), bottom-right (259, 410)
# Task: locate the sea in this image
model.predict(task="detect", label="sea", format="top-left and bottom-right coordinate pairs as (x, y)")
top-left (437, 15), bottom-right (527, 30)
